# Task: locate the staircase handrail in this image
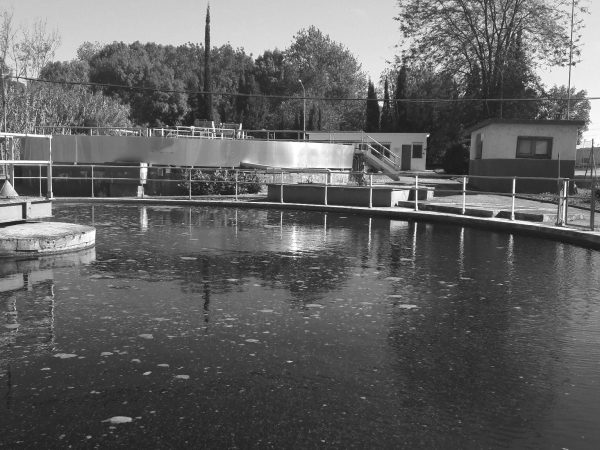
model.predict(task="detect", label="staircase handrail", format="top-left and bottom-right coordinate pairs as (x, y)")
top-left (360, 143), bottom-right (399, 169)
top-left (361, 133), bottom-right (402, 169)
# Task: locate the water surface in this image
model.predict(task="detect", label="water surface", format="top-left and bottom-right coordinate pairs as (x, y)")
top-left (1, 204), bottom-right (599, 448)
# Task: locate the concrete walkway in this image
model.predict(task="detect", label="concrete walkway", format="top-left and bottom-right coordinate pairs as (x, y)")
top-left (401, 193), bottom-right (593, 225)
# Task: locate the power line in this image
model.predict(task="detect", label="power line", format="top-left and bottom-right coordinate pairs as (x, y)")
top-left (8, 75), bottom-right (600, 104)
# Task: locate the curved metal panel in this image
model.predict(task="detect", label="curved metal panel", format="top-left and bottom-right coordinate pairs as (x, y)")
top-left (23, 136), bottom-right (354, 169)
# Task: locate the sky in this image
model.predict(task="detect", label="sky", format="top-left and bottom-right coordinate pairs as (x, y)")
top-left (1, 0), bottom-right (599, 144)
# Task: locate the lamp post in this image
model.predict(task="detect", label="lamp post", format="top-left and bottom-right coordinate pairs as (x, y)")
top-left (298, 79), bottom-right (306, 141)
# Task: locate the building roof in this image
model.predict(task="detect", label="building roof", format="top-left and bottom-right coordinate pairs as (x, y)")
top-left (466, 118), bottom-right (587, 134)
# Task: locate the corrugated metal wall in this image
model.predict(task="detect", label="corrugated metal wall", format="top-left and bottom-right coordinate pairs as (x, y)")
top-left (22, 135), bottom-right (354, 169)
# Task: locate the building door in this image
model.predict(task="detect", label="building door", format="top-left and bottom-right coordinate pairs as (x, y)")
top-left (401, 145), bottom-right (412, 170)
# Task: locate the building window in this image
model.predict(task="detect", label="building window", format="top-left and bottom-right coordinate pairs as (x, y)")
top-left (412, 144), bottom-right (423, 158)
top-left (516, 137), bottom-right (553, 159)
top-left (475, 133), bottom-right (483, 159)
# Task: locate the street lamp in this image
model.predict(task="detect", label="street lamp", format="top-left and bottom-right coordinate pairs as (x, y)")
top-left (298, 79), bottom-right (306, 141)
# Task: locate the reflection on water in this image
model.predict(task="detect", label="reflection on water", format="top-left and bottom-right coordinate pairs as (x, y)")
top-left (1, 204), bottom-right (599, 449)
top-left (1, 248), bottom-right (96, 351)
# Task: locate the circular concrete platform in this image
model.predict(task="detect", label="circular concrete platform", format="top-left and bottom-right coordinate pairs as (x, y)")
top-left (0, 222), bottom-right (96, 256)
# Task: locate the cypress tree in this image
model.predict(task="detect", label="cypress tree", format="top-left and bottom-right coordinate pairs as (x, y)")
top-left (365, 80), bottom-right (380, 132)
top-left (203, 3), bottom-right (213, 121)
top-left (394, 65), bottom-right (409, 132)
top-left (317, 107), bottom-right (322, 131)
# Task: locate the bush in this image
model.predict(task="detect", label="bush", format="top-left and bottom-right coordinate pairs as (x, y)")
top-left (442, 143), bottom-right (470, 175)
top-left (179, 169), bottom-right (262, 195)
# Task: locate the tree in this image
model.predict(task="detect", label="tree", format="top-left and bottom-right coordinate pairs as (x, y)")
top-left (393, 64), bottom-right (409, 131)
top-left (537, 85), bottom-right (590, 142)
top-left (284, 26), bottom-right (366, 130)
top-left (202, 4), bottom-right (213, 121)
top-left (380, 77), bottom-right (394, 132)
top-left (442, 143), bottom-right (469, 175)
top-left (396, 0), bottom-right (588, 114)
top-left (389, 61), bottom-right (464, 165)
top-left (76, 41), bottom-right (103, 63)
top-left (210, 44), bottom-right (254, 123)
top-left (163, 43), bottom-right (203, 125)
top-left (38, 60), bottom-right (131, 129)
top-left (88, 42), bottom-right (189, 126)
top-left (365, 80), bottom-right (380, 132)
top-left (0, 10), bottom-right (61, 133)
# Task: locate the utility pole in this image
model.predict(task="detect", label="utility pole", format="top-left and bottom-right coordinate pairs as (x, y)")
top-left (567, 0), bottom-right (575, 119)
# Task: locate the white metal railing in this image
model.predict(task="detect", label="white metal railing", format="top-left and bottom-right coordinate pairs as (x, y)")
top-left (9, 163), bottom-right (592, 229)
top-left (32, 126), bottom-right (319, 142)
top-left (1, 132), bottom-right (54, 198)
top-left (33, 124), bottom-right (247, 141)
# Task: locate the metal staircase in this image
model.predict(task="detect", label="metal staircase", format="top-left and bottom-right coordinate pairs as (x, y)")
top-left (357, 135), bottom-right (403, 181)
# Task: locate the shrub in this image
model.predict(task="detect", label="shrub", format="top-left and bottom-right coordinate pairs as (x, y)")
top-left (179, 169), bottom-right (262, 195)
top-left (442, 143), bottom-right (470, 175)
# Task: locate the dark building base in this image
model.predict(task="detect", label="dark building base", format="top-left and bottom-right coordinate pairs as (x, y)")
top-left (469, 159), bottom-right (575, 194)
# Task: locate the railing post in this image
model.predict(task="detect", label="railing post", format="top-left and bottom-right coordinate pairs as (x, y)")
top-left (324, 171), bottom-right (328, 205)
top-left (9, 137), bottom-right (14, 185)
top-left (556, 178), bottom-right (568, 227)
top-left (280, 170), bottom-right (284, 204)
top-left (563, 179), bottom-right (568, 225)
top-left (511, 177), bottom-right (516, 221)
top-left (91, 165), bottom-right (95, 198)
top-left (38, 164), bottom-right (42, 197)
top-left (414, 175), bottom-right (419, 211)
top-left (47, 137), bottom-right (53, 199)
top-left (369, 174), bottom-right (373, 208)
top-left (188, 167), bottom-right (192, 200)
top-left (235, 170), bottom-right (238, 202)
top-left (462, 176), bottom-right (467, 214)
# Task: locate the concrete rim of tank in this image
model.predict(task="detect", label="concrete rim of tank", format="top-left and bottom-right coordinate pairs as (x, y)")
top-left (0, 222), bottom-right (96, 257)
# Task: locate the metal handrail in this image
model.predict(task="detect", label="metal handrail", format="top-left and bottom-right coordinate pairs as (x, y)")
top-left (9, 161), bottom-right (587, 228)
top-left (361, 143), bottom-right (401, 169)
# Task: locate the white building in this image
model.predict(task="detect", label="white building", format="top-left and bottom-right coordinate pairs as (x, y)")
top-left (467, 119), bottom-right (584, 193)
top-left (307, 131), bottom-right (429, 174)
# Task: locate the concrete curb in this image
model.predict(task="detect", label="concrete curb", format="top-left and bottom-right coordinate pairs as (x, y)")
top-left (54, 197), bottom-right (600, 251)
